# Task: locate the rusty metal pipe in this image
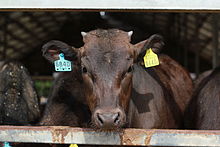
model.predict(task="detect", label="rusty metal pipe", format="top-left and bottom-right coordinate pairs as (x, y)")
top-left (0, 126), bottom-right (220, 146)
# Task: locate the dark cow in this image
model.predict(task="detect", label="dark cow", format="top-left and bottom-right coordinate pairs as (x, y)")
top-left (40, 29), bottom-right (191, 130)
top-left (185, 67), bottom-right (220, 129)
top-left (194, 69), bottom-right (212, 89)
top-left (0, 61), bottom-right (40, 125)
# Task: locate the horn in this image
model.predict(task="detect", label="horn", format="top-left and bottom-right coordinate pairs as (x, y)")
top-left (81, 32), bottom-right (87, 37)
top-left (128, 31), bottom-right (133, 37)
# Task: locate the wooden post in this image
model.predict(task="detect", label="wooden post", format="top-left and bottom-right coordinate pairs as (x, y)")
top-left (194, 15), bottom-right (200, 76)
top-left (212, 14), bottom-right (219, 69)
top-left (195, 46), bottom-right (200, 76)
top-left (3, 13), bottom-right (8, 60)
top-left (183, 14), bottom-right (188, 68)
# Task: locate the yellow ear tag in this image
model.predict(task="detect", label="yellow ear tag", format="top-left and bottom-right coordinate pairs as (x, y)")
top-left (143, 48), bottom-right (159, 68)
top-left (69, 144), bottom-right (78, 147)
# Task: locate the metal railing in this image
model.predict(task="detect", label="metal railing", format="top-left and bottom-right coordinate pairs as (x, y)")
top-left (1, 0), bottom-right (220, 12)
top-left (0, 126), bottom-right (219, 146)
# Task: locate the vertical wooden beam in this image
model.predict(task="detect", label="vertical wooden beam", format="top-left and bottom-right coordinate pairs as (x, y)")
top-left (149, 13), bottom-right (156, 33)
top-left (183, 14), bottom-right (188, 68)
top-left (195, 45), bottom-right (200, 76)
top-left (177, 14), bottom-right (181, 40)
top-left (176, 14), bottom-right (181, 61)
top-left (212, 14), bottom-right (219, 69)
top-left (3, 13), bottom-right (8, 60)
top-left (193, 15), bottom-right (205, 76)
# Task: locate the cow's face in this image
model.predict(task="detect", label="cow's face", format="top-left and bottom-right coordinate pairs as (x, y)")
top-left (42, 29), bottom-right (164, 130)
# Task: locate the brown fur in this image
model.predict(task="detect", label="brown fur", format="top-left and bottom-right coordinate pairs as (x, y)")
top-left (41, 29), bottom-right (189, 130)
top-left (155, 55), bottom-right (193, 114)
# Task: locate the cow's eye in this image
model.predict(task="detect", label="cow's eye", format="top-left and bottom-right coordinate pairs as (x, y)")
top-left (82, 66), bottom-right (87, 73)
top-left (121, 65), bottom-right (133, 79)
top-left (127, 65), bottom-right (133, 73)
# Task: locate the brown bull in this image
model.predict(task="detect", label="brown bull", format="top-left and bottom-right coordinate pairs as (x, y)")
top-left (40, 29), bottom-right (192, 130)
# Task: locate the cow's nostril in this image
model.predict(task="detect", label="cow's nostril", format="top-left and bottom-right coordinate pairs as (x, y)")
top-left (114, 112), bottom-right (120, 124)
top-left (94, 110), bottom-right (124, 128)
top-left (97, 113), bottom-right (104, 125)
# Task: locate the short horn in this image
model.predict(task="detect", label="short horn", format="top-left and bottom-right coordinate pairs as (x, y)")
top-left (81, 32), bottom-right (87, 37)
top-left (128, 31), bottom-right (133, 37)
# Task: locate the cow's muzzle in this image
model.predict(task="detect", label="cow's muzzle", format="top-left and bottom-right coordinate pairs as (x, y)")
top-left (93, 108), bottom-right (125, 129)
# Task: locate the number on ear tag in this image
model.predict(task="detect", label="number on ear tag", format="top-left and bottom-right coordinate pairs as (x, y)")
top-left (143, 48), bottom-right (159, 68)
top-left (69, 144), bottom-right (78, 147)
top-left (54, 53), bottom-right (72, 71)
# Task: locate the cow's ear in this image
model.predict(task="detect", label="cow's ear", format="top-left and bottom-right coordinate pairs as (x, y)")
top-left (134, 34), bottom-right (164, 60)
top-left (42, 40), bottom-right (78, 63)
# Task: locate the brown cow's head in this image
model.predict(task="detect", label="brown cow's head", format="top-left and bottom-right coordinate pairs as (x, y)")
top-left (42, 29), bottom-right (164, 130)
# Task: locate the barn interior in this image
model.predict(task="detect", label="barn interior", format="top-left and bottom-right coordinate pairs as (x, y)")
top-left (0, 12), bottom-right (218, 96)
top-left (0, 10), bottom-right (220, 146)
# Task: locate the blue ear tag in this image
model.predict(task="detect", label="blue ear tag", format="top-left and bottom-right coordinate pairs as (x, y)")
top-left (54, 53), bottom-right (72, 71)
top-left (3, 142), bottom-right (12, 147)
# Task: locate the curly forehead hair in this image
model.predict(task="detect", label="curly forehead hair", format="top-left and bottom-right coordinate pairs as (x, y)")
top-left (87, 29), bottom-right (131, 41)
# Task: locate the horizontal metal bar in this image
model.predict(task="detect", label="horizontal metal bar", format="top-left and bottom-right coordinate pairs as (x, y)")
top-left (1, 0), bottom-right (220, 11)
top-left (0, 126), bottom-right (220, 146)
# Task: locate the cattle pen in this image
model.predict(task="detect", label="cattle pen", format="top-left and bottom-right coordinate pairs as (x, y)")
top-left (1, 0), bottom-right (220, 146)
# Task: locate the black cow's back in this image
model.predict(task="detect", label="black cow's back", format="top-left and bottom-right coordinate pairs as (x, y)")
top-left (185, 67), bottom-right (220, 129)
top-left (0, 61), bottom-right (40, 125)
